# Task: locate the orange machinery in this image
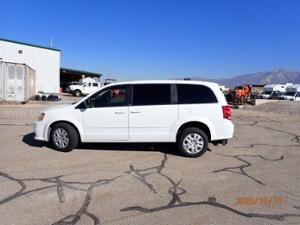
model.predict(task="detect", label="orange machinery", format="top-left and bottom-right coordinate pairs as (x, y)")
top-left (226, 85), bottom-right (252, 105)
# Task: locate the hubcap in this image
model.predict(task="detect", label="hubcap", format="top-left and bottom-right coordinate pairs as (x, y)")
top-left (53, 128), bottom-right (69, 148)
top-left (183, 133), bottom-right (204, 154)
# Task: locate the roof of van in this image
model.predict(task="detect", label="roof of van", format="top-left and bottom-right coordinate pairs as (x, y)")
top-left (264, 84), bottom-right (288, 88)
top-left (106, 80), bottom-right (219, 87)
top-left (286, 84), bottom-right (300, 89)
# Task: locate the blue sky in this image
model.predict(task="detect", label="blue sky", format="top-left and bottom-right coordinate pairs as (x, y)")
top-left (1, 0), bottom-right (300, 80)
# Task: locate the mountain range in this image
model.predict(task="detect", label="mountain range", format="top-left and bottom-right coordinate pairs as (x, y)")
top-left (189, 69), bottom-right (300, 88)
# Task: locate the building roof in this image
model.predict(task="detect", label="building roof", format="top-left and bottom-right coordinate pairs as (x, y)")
top-left (0, 38), bottom-right (60, 52)
top-left (60, 67), bottom-right (102, 77)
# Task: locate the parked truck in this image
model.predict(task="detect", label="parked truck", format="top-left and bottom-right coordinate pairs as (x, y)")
top-left (67, 78), bottom-right (118, 97)
top-left (280, 85), bottom-right (300, 101)
top-left (261, 84), bottom-right (292, 99)
top-left (68, 77), bottom-right (101, 96)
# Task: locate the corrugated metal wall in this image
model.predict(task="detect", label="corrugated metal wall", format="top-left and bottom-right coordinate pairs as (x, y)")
top-left (0, 40), bottom-right (60, 93)
top-left (0, 63), bottom-right (4, 99)
top-left (26, 66), bottom-right (36, 100)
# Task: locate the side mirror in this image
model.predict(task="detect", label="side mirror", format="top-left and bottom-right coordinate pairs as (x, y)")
top-left (84, 98), bottom-right (92, 108)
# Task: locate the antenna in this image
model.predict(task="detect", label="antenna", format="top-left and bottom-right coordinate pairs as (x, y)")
top-left (50, 38), bottom-right (53, 48)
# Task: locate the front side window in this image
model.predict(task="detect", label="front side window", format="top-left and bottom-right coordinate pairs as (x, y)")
top-left (286, 92), bottom-right (296, 96)
top-left (133, 84), bottom-right (171, 106)
top-left (177, 84), bottom-right (218, 104)
top-left (90, 85), bottom-right (128, 107)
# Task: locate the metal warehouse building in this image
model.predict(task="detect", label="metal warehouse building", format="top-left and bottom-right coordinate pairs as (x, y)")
top-left (0, 38), bottom-right (60, 93)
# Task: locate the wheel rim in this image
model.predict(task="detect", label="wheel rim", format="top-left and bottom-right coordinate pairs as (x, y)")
top-left (53, 128), bottom-right (69, 148)
top-left (183, 133), bottom-right (204, 154)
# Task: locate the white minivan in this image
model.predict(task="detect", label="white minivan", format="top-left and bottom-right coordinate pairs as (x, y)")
top-left (35, 80), bottom-right (234, 157)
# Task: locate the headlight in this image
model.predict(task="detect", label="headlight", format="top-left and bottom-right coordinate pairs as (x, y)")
top-left (37, 112), bottom-right (45, 121)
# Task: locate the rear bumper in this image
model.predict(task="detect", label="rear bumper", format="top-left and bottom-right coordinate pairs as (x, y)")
top-left (212, 120), bottom-right (234, 141)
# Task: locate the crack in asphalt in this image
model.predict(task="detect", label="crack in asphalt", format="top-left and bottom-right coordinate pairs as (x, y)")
top-left (0, 172), bottom-right (120, 225)
top-left (121, 155), bottom-right (300, 222)
top-left (1, 152), bottom-right (299, 224)
top-left (52, 177), bottom-right (120, 225)
top-left (234, 117), bottom-right (300, 145)
top-left (126, 154), bottom-right (188, 208)
top-left (234, 143), bottom-right (300, 149)
top-left (121, 196), bottom-right (300, 221)
top-left (234, 114), bottom-right (300, 123)
top-left (213, 154), bottom-right (284, 185)
top-left (126, 154), bottom-right (167, 193)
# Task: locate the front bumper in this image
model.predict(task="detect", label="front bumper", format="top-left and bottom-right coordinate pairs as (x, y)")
top-left (34, 121), bottom-right (48, 142)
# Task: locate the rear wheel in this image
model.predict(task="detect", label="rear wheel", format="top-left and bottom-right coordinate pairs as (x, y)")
top-left (177, 127), bottom-right (208, 157)
top-left (50, 123), bottom-right (79, 152)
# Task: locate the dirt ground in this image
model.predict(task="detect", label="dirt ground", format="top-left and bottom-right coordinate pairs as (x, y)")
top-left (0, 100), bottom-right (300, 225)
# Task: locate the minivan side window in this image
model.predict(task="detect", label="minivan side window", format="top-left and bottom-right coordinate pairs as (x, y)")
top-left (133, 84), bottom-right (171, 106)
top-left (90, 85), bottom-right (128, 107)
top-left (177, 84), bottom-right (218, 104)
top-left (92, 83), bottom-right (98, 87)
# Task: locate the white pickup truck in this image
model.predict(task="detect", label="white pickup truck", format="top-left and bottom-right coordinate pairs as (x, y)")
top-left (280, 85), bottom-right (300, 101)
top-left (261, 84), bottom-right (289, 99)
top-left (68, 78), bottom-right (101, 96)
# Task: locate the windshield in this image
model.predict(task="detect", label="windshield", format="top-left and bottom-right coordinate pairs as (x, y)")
top-left (262, 91), bottom-right (272, 95)
top-left (271, 92), bottom-right (280, 96)
top-left (285, 92), bottom-right (296, 96)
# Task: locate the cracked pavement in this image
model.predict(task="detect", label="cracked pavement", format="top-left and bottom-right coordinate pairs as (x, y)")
top-left (0, 102), bottom-right (300, 225)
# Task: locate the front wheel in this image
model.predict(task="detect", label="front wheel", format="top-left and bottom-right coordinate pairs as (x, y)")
top-left (74, 90), bottom-right (82, 97)
top-left (50, 123), bottom-right (79, 152)
top-left (177, 127), bottom-right (208, 157)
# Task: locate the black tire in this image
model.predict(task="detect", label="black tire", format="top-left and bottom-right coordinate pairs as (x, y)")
top-left (74, 90), bottom-right (82, 97)
top-left (50, 123), bottom-right (79, 152)
top-left (177, 127), bottom-right (208, 157)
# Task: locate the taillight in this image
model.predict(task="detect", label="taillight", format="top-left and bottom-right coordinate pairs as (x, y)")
top-left (222, 105), bottom-right (231, 120)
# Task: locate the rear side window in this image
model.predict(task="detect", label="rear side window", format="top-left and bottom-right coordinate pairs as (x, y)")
top-left (177, 84), bottom-right (218, 104)
top-left (133, 84), bottom-right (171, 106)
top-left (92, 83), bottom-right (98, 87)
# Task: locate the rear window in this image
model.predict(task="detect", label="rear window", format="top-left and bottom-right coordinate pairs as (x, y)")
top-left (177, 84), bottom-right (218, 104)
top-left (133, 84), bottom-right (171, 106)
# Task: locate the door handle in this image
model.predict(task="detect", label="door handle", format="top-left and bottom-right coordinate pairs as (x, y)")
top-left (130, 111), bottom-right (140, 114)
top-left (114, 111), bottom-right (125, 114)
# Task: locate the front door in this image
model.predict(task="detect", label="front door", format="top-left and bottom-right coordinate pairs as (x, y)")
top-left (82, 85), bottom-right (129, 142)
top-left (295, 92), bottom-right (300, 101)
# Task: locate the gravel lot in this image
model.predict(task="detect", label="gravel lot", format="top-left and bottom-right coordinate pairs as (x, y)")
top-left (0, 100), bottom-right (300, 225)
